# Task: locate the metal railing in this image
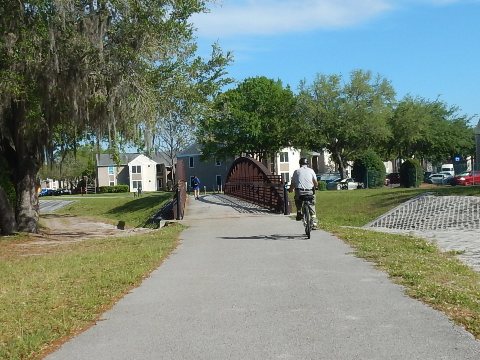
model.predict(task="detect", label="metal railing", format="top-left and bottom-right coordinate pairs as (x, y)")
top-left (225, 157), bottom-right (290, 214)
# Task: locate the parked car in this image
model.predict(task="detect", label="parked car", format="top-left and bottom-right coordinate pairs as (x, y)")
top-left (423, 171), bottom-right (433, 183)
top-left (58, 188), bottom-right (72, 195)
top-left (317, 172), bottom-right (341, 184)
top-left (39, 188), bottom-right (55, 196)
top-left (384, 173), bottom-right (400, 186)
top-left (429, 171), bottom-right (454, 185)
top-left (326, 178), bottom-right (363, 190)
top-left (452, 171), bottom-right (480, 186)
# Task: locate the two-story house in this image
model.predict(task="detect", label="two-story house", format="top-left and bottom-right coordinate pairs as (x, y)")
top-left (96, 153), bottom-right (172, 192)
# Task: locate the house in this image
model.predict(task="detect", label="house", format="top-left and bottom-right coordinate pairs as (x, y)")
top-left (271, 148), bottom-right (301, 184)
top-left (96, 153), bottom-right (173, 192)
top-left (176, 144), bottom-right (234, 192)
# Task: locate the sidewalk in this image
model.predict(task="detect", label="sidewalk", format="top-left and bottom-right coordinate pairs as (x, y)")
top-left (47, 194), bottom-right (480, 359)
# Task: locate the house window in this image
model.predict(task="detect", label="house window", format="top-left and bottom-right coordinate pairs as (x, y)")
top-left (131, 165), bottom-right (141, 174)
top-left (109, 181), bottom-right (115, 186)
top-left (216, 175), bottom-right (222, 186)
top-left (215, 158), bottom-right (221, 166)
top-left (108, 166), bottom-right (115, 175)
top-left (189, 157), bottom-right (194, 168)
top-left (279, 152), bottom-right (289, 163)
top-left (132, 180), bottom-right (142, 189)
top-left (281, 172), bottom-right (290, 184)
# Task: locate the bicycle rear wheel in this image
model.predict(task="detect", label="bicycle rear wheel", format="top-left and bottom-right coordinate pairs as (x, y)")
top-left (303, 202), bottom-right (311, 239)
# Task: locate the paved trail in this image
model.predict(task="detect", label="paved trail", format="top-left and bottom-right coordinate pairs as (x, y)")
top-left (46, 194), bottom-right (480, 360)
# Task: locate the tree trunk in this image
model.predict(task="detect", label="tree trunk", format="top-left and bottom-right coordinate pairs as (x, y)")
top-left (334, 151), bottom-right (347, 179)
top-left (4, 100), bottom-right (43, 233)
top-left (15, 167), bottom-right (40, 233)
top-left (0, 185), bottom-right (17, 235)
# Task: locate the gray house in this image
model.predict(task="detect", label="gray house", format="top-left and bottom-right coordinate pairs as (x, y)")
top-left (176, 144), bottom-right (234, 192)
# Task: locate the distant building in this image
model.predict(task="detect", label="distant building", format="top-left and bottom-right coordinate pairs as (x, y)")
top-left (96, 153), bottom-right (173, 192)
top-left (176, 144), bottom-right (234, 192)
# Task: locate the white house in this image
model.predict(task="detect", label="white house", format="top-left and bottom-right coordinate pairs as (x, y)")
top-left (128, 154), bottom-right (157, 192)
top-left (274, 148), bottom-right (301, 184)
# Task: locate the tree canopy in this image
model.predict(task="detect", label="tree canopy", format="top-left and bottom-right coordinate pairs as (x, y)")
top-left (388, 96), bottom-right (475, 164)
top-left (198, 76), bottom-right (297, 165)
top-left (0, 0), bottom-right (231, 234)
top-left (297, 70), bottom-right (396, 178)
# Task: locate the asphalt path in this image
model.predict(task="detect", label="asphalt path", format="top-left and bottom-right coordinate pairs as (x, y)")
top-left (39, 199), bottom-right (74, 213)
top-left (46, 194), bottom-right (480, 359)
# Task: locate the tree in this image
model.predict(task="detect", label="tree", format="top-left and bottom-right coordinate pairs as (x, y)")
top-left (39, 144), bottom-right (98, 189)
top-left (352, 149), bottom-right (386, 188)
top-left (0, 0), bottom-right (230, 234)
top-left (150, 44), bottom-right (233, 180)
top-left (399, 158), bottom-right (423, 188)
top-left (388, 96), bottom-right (475, 164)
top-left (198, 76), bottom-right (297, 168)
top-left (297, 70), bottom-right (395, 179)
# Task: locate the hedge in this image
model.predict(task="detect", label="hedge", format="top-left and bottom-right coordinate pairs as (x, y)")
top-left (98, 185), bottom-right (129, 193)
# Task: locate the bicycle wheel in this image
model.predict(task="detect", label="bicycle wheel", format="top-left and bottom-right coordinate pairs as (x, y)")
top-left (303, 202), bottom-right (311, 239)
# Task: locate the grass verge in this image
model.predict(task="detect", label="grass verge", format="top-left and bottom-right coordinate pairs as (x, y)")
top-left (56, 192), bottom-right (173, 227)
top-left (1, 192), bottom-right (181, 359)
top-left (312, 185), bottom-right (480, 338)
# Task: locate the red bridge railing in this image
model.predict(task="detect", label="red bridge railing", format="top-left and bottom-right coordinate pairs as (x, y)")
top-left (225, 157), bottom-right (290, 214)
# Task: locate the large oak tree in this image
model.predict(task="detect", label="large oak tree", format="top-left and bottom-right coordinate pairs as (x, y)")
top-left (0, 0), bottom-right (230, 234)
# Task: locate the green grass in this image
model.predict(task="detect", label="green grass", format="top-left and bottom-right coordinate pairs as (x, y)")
top-left (56, 192), bottom-right (173, 227)
top-left (310, 185), bottom-right (480, 338)
top-left (0, 192), bottom-right (181, 359)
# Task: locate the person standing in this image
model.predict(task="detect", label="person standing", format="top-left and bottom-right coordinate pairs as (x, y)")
top-left (289, 157), bottom-right (318, 229)
top-left (192, 175), bottom-right (201, 200)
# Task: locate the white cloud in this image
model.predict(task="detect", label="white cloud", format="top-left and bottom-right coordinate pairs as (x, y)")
top-left (192, 0), bottom-right (393, 37)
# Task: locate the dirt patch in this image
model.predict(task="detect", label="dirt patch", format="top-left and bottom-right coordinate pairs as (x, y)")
top-left (35, 214), bottom-right (154, 243)
top-left (1, 215), bottom-right (154, 259)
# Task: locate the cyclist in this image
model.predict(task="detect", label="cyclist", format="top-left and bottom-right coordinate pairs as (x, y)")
top-left (288, 157), bottom-right (318, 229)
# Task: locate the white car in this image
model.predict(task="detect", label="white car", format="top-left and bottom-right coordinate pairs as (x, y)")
top-left (429, 171), bottom-right (454, 185)
top-left (326, 178), bottom-right (363, 190)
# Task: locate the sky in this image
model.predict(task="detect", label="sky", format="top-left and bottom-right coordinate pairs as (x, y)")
top-left (192, 0), bottom-right (480, 125)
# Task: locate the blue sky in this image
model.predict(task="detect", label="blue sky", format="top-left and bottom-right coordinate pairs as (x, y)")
top-left (192, 0), bottom-right (480, 125)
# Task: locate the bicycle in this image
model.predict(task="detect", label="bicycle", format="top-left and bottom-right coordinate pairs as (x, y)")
top-left (299, 194), bottom-right (315, 239)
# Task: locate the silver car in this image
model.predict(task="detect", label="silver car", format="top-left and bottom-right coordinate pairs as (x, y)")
top-left (326, 178), bottom-right (363, 190)
top-left (429, 171), bottom-right (453, 185)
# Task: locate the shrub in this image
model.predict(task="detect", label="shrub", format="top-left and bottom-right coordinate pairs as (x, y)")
top-left (399, 159), bottom-right (423, 188)
top-left (352, 150), bottom-right (386, 188)
top-left (317, 181), bottom-right (327, 191)
top-left (98, 185), bottom-right (129, 193)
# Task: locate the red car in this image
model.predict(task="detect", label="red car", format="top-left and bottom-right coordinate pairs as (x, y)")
top-left (453, 171), bottom-right (480, 186)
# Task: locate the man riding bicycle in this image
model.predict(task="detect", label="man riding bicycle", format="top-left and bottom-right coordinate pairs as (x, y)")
top-left (288, 157), bottom-right (318, 229)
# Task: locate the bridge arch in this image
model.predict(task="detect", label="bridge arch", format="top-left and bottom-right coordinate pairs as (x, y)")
top-left (225, 157), bottom-right (289, 213)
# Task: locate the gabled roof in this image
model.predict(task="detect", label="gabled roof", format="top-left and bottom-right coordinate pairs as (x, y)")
top-left (96, 152), bottom-right (173, 166)
top-left (177, 143), bottom-right (202, 157)
top-left (151, 152), bottom-right (172, 164)
top-left (96, 153), bottom-right (141, 166)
